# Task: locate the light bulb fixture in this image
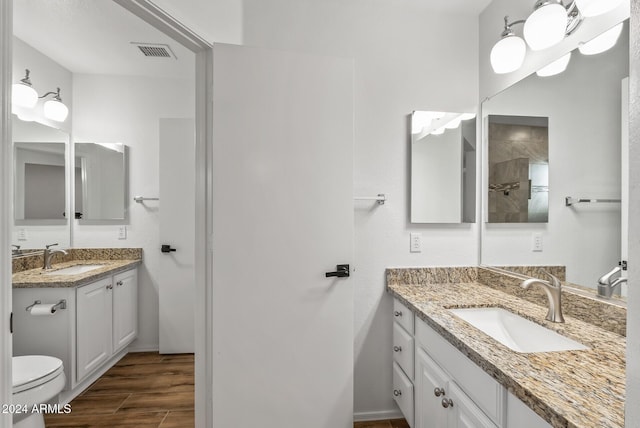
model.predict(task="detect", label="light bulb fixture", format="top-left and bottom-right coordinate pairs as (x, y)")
top-left (490, 17), bottom-right (527, 74)
top-left (575, 0), bottom-right (624, 18)
top-left (536, 52), bottom-right (572, 76)
top-left (490, 1), bottom-right (585, 74)
top-left (12, 69), bottom-right (38, 109)
top-left (523, 1), bottom-right (569, 51)
top-left (578, 22), bottom-right (624, 55)
top-left (40, 87), bottom-right (69, 122)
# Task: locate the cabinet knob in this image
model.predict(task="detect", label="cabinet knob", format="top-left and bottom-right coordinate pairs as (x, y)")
top-left (393, 346), bottom-right (402, 352)
top-left (441, 398), bottom-right (454, 408)
top-left (434, 387), bottom-right (445, 397)
top-left (106, 284), bottom-right (113, 290)
top-left (394, 311), bottom-right (402, 317)
top-left (116, 280), bottom-right (123, 286)
top-left (393, 389), bottom-right (402, 397)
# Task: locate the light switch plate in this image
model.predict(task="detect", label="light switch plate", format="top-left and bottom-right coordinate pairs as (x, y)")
top-left (118, 226), bottom-right (127, 240)
top-left (410, 233), bottom-right (422, 253)
top-left (17, 228), bottom-right (27, 241)
top-left (532, 233), bottom-right (543, 252)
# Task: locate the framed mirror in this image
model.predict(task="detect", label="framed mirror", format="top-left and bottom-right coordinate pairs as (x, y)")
top-left (411, 111), bottom-right (476, 223)
top-left (74, 142), bottom-right (127, 222)
top-left (12, 117), bottom-right (70, 249)
top-left (481, 21), bottom-right (628, 295)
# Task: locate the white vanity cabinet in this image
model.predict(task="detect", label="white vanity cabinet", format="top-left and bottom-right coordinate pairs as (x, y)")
top-left (13, 267), bottom-right (138, 402)
top-left (392, 299), bottom-right (415, 426)
top-left (392, 300), bottom-right (551, 428)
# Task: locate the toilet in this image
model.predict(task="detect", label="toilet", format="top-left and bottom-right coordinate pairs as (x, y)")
top-left (12, 356), bottom-right (66, 428)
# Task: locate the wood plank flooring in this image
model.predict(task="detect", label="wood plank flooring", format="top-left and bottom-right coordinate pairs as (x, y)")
top-left (43, 351), bottom-right (409, 427)
top-left (44, 352), bottom-right (194, 427)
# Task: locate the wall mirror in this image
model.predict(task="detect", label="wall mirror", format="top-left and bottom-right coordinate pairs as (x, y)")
top-left (481, 20), bottom-right (628, 295)
top-left (12, 117), bottom-right (70, 249)
top-left (488, 115), bottom-right (549, 223)
top-left (74, 142), bottom-right (128, 222)
top-left (411, 111), bottom-right (476, 223)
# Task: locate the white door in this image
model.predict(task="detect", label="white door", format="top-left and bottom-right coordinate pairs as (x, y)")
top-left (416, 348), bottom-right (449, 428)
top-left (159, 118), bottom-right (196, 353)
top-left (113, 268), bottom-right (138, 353)
top-left (211, 44), bottom-right (354, 427)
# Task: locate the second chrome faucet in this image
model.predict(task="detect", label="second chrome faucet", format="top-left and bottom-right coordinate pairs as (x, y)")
top-left (521, 270), bottom-right (564, 323)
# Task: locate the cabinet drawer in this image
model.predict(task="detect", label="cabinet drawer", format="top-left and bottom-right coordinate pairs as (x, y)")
top-left (393, 299), bottom-right (414, 334)
top-left (416, 318), bottom-right (505, 426)
top-left (393, 322), bottom-right (414, 379)
top-left (393, 362), bottom-right (414, 427)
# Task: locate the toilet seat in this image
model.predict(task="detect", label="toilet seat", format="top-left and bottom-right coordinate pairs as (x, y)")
top-left (13, 356), bottom-right (64, 394)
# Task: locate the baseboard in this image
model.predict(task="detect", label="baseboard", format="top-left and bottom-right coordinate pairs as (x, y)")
top-left (353, 409), bottom-right (403, 422)
top-left (126, 345), bottom-right (160, 353)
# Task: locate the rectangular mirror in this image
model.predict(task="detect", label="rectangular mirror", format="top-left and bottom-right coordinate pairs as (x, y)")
top-left (74, 142), bottom-right (127, 222)
top-left (481, 21), bottom-right (628, 295)
top-left (411, 111), bottom-right (476, 223)
top-left (13, 119), bottom-right (69, 225)
top-left (488, 115), bottom-right (549, 223)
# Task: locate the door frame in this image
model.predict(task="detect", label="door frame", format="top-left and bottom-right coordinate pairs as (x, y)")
top-left (112, 2), bottom-right (214, 426)
top-left (0, 0), bottom-right (13, 426)
top-left (0, 1), bottom-right (215, 426)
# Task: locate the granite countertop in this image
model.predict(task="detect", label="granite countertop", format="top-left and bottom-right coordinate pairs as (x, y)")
top-left (388, 281), bottom-right (625, 428)
top-left (12, 259), bottom-right (142, 288)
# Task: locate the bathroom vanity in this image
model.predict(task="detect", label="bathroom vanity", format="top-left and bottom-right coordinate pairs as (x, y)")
top-left (388, 267), bottom-right (626, 428)
top-left (12, 248), bottom-right (142, 403)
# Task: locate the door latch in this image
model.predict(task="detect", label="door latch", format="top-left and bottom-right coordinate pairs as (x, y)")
top-left (325, 264), bottom-right (350, 278)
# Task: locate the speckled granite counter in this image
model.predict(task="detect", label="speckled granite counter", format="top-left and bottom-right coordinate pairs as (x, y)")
top-left (13, 248), bottom-right (142, 288)
top-left (387, 269), bottom-right (626, 428)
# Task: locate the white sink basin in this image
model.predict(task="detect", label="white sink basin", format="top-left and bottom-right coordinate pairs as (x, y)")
top-left (449, 307), bottom-right (589, 353)
top-left (44, 264), bottom-right (105, 276)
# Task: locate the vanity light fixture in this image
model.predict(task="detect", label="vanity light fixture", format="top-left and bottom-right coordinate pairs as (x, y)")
top-left (40, 88), bottom-right (69, 123)
top-left (536, 52), bottom-right (572, 76)
top-left (490, 0), bottom-right (623, 75)
top-left (578, 22), bottom-right (624, 55)
top-left (12, 69), bottom-right (38, 109)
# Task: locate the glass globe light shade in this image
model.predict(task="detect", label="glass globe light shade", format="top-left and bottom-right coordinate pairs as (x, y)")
top-left (12, 83), bottom-right (38, 108)
top-left (578, 23), bottom-right (624, 55)
top-left (43, 99), bottom-right (69, 122)
top-left (536, 52), bottom-right (571, 77)
top-left (523, 3), bottom-right (568, 51)
top-left (575, 0), bottom-right (624, 17)
top-left (490, 35), bottom-right (526, 74)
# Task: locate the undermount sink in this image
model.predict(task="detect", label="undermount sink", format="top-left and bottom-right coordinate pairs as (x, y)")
top-left (44, 264), bottom-right (105, 276)
top-left (448, 307), bottom-right (589, 353)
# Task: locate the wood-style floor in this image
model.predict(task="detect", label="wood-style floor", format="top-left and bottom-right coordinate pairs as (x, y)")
top-left (44, 352), bottom-right (194, 427)
top-left (43, 351), bottom-right (409, 427)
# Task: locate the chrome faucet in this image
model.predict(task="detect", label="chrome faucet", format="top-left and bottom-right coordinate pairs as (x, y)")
top-left (11, 245), bottom-right (21, 256)
top-left (521, 270), bottom-right (564, 323)
top-left (597, 266), bottom-right (625, 298)
top-left (43, 243), bottom-right (67, 270)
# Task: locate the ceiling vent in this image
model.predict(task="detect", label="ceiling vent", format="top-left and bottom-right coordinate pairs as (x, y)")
top-left (131, 42), bottom-right (177, 59)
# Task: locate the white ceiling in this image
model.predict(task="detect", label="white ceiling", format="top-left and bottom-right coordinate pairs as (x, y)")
top-left (13, 0), bottom-right (195, 79)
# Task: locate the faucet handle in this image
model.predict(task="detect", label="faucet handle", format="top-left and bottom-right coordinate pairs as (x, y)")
top-left (540, 269), bottom-right (561, 288)
top-left (45, 243), bottom-right (59, 250)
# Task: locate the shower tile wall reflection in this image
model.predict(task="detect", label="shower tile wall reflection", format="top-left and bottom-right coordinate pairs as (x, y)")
top-left (488, 116), bottom-right (549, 223)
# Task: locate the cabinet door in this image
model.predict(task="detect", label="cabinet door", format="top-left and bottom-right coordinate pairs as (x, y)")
top-left (77, 277), bottom-right (113, 382)
top-left (415, 347), bottom-right (448, 428)
top-left (113, 269), bottom-right (138, 353)
top-left (446, 382), bottom-right (497, 428)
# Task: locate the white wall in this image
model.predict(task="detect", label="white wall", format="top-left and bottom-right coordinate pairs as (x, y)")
top-left (241, 0), bottom-right (479, 418)
top-left (72, 74), bottom-right (194, 351)
top-left (627, 1), bottom-right (640, 424)
top-left (481, 29), bottom-right (628, 288)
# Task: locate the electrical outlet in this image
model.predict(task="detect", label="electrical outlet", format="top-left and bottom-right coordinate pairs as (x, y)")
top-left (410, 233), bottom-right (422, 253)
top-left (17, 228), bottom-right (27, 241)
top-left (532, 233), bottom-right (543, 252)
top-left (118, 226), bottom-right (127, 240)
